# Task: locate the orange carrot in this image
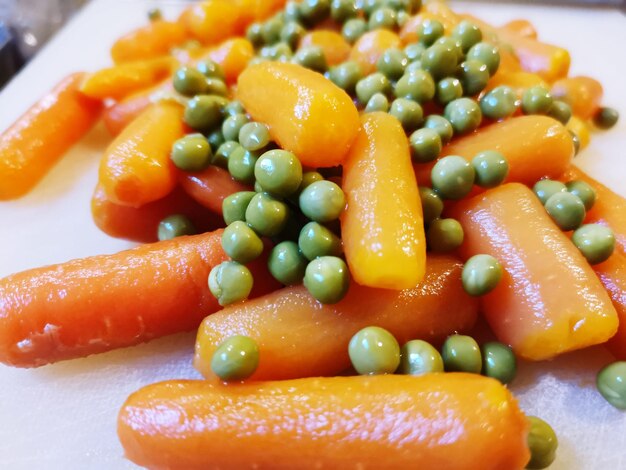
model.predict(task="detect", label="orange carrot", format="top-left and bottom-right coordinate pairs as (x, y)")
top-left (299, 30), bottom-right (351, 66)
top-left (180, 0), bottom-right (245, 46)
top-left (206, 37), bottom-right (254, 84)
top-left (102, 88), bottom-right (156, 137)
top-left (194, 255), bottom-right (477, 381)
top-left (91, 185), bottom-right (223, 243)
top-left (551, 76), bottom-right (603, 120)
top-left (500, 19), bottom-right (538, 39)
top-left (99, 101), bottom-right (184, 207)
top-left (486, 71), bottom-right (548, 96)
top-left (450, 183), bottom-right (618, 360)
top-left (178, 166), bottom-right (251, 216)
top-left (118, 374), bottom-right (530, 470)
top-left (237, 62), bottom-right (360, 168)
top-left (593, 251), bottom-right (626, 359)
top-left (235, 0), bottom-right (288, 23)
top-left (111, 20), bottom-right (187, 64)
top-left (349, 30), bottom-right (401, 75)
top-left (341, 112), bottom-right (426, 289)
top-left (566, 117), bottom-right (591, 150)
top-left (0, 73), bottom-right (102, 200)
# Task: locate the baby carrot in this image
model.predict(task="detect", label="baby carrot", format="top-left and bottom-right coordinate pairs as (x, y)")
top-left (551, 76), bottom-right (603, 120)
top-left (593, 251), bottom-right (626, 359)
top-left (299, 30), bottom-right (351, 66)
top-left (450, 183), bottom-right (618, 360)
top-left (194, 255), bottom-right (478, 381)
top-left (206, 37), bottom-right (254, 84)
top-left (102, 88), bottom-right (155, 137)
top-left (118, 374), bottom-right (530, 470)
top-left (349, 30), bottom-right (401, 75)
top-left (0, 73), bottom-right (102, 200)
top-left (342, 112), bottom-right (426, 289)
top-left (111, 20), bottom-right (187, 64)
top-left (0, 230), bottom-right (277, 368)
top-left (500, 19), bottom-right (538, 39)
top-left (180, 0), bottom-right (245, 46)
top-left (99, 101), bottom-right (184, 207)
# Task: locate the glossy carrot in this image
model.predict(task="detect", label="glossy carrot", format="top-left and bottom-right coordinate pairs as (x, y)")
top-left (118, 374), bottom-right (530, 470)
top-left (593, 252), bottom-right (626, 359)
top-left (178, 166), bottom-right (251, 216)
top-left (0, 73), bottom-right (102, 200)
top-left (194, 254), bottom-right (477, 381)
top-left (79, 57), bottom-right (175, 101)
top-left (206, 38), bottom-right (254, 84)
top-left (551, 76), bottom-right (603, 120)
top-left (235, 0), bottom-right (288, 23)
top-left (349, 30), bottom-right (401, 75)
top-left (91, 185), bottom-right (223, 243)
top-left (237, 62), bottom-right (360, 167)
top-left (180, 0), bottom-right (245, 46)
top-left (414, 116), bottom-right (574, 187)
top-left (450, 183), bottom-right (618, 360)
top-left (99, 101), bottom-right (184, 207)
top-left (341, 112), bottom-right (425, 289)
top-left (300, 30), bottom-right (351, 66)
top-left (111, 20), bottom-right (187, 63)
top-left (399, 3), bottom-right (460, 45)
top-left (566, 116), bottom-right (591, 149)
top-left (102, 88), bottom-right (155, 136)
top-left (486, 71), bottom-right (548, 95)
top-left (501, 19), bottom-right (538, 39)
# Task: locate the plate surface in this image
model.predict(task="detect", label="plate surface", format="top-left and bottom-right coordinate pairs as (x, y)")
top-left (0, 1), bottom-right (625, 468)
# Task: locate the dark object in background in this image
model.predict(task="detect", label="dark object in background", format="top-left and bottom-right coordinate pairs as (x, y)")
top-left (0, 22), bottom-right (22, 89)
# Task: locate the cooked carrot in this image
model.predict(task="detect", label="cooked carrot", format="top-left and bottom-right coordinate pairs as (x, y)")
top-left (91, 185), bottom-right (223, 243)
top-left (498, 47), bottom-right (523, 74)
top-left (102, 88), bottom-right (155, 137)
top-left (99, 101), bottom-right (184, 207)
top-left (178, 166), bottom-right (251, 216)
top-left (500, 19), bottom-right (538, 39)
top-left (414, 116), bottom-right (574, 188)
top-left (566, 116), bottom-right (591, 149)
top-left (237, 62), bottom-right (360, 167)
top-left (486, 71), bottom-right (548, 95)
top-left (551, 76), bottom-right (603, 120)
top-left (341, 112), bottom-right (425, 289)
top-left (194, 254), bottom-right (477, 380)
top-left (79, 57), bottom-right (175, 101)
top-left (450, 183), bottom-right (618, 361)
top-left (349, 30), bottom-right (401, 75)
top-left (299, 30), bottom-right (351, 66)
top-left (399, 3), bottom-right (460, 45)
top-left (180, 0), bottom-right (245, 46)
top-left (0, 73), bottom-right (102, 200)
top-left (235, 0), bottom-right (288, 23)
top-left (207, 37), bottom-right (254, 84)
top-left (118, 374), bottom-right (530, 470)
top-left (111, 20), bottom-right (187, 64)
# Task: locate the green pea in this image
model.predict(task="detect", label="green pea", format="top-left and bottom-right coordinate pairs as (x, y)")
top-left (262, 14), bottom-right (284, 44)
top-left (441, 334), bottom-right (482, 373)
top-left (376, 48), bottom-right (408, 80)
top-left (434, 36), bottom-right (464, 62)
top-left (173, 67), bottom-right (207, 97)
top-left (222, 221), bottom-right (264, 264)
top-left (222, 113), bottom-right (250, 142)
top-left (369, 7), bottom-right (397, 31)
top-left (365, 93), bottom-right (389, 112)
top-left (417, 18), bottom-right (444, 46)
top-left (394, 70), bottom-right (435, 103)
top-left (570, 131), bottom-right (581, 156)
top-left (597, 361), bottom-right (626, 410)
top-left (545, 192), bottom-right (586, 231)
top-left (147, 8), bottom-right (162, 21)
top-left (431, 155), bottom-right (475, 200)
top-left (389, 98), bottom-right (423, 132)
top-left (419, 187), bottom-right (444, 224)
top-left (572, 224), bottom-right (615, 264)
top-left (205, 78), bottom-right (228, 97)
top-left (331, 0), bottom-right (358, 22)
top-left (184, 95), bottom-right (224, 131)
top-left (547, 100), bottom-right (572, 125)
top-left (293, 46), bottom-right (328, 73)
top-left (533, 179), bottom-right (567, 205)
top-left (196, 59), bottom-right (225, 81)
top-left (171, 134), bottom-right (212, 172)
top-left (362, 0), bottom-right (384, 15)
top-left (399, 340), bottom-right (443, 375)
top-left (280, 21), bottom-right (306, 49)
top-left (342, 18), bottom-right (368, 43)
top-left (212, 141), bottom-right (241, 169)
top-left (593, 106), bottom-right (619, 130)
top-left (228, 147), bottom-right (259, 184)
top-left (210, 335), bottom-right (259, 381)
top-left (245, 192), bottom-right (290, 237)
top-left (526, 416), bottom-right (558, 469)
top-left (480, 85), bottom-right (517, 120)
top-left (349, 326), bottom-right (400, 375)
top-left (299, 180), bottom-right (346, 223)
top-left (304, 256), bottom-right (350, 304)
top-left (421, 44), bottom-right (457, 80)
top-left (481, 342), bottom-right (516, 384)
top-left (299, 0), bottom-right (331, 26)
top-left (223, 191), bottom-right (256, 225)
top-left (268, 241), bottom-right (308, 285)
top-left (451, 20), bottom-right (483, 53)
top-left (462, 254), bottom-right (502, 296)
top-left (424, 114), bottom-right (453, 144)
top-left (444, 97), bottom-right (482, 134)
top-left (471, 150), bottom-right (509, 188)
top-left (297, 171), bottom-right (325, 194)
top-left (298, 221), bottom-right (343, 260)
top-left (566, 180), bottom-right (596, 210)
top-left (284, 0), bottom-right (301, 22)
top-left (466, 42), bottom-right (500, 75)
top-left (246, 23), bottom-right (264, 47)
top-left (207, 130), bottom-right (225, 152)
top-left (208, 261), bottom-right (254, 306)
top-left (254, 149), bottom-right (303, 197)
top-left (457, 59), bottom-right (489, 96)
top-left (223, 100), bottom-right (245, 117)
top-left (238, 122), bottom-right (271, 151)
top-left (404, 60), bottom-right (422, 74)
top-left (436, 77), bottom-right (463, 105)
top-left (157, 214), bottom-right (196, 241)
top-left (404, 42), bottom-right (426, 62)
top-left (521, 86), bottom-right (553, 115)
top-left (260, 44), bottom-right (286, 60)
top-left (356, 72), bottom-right (392, 104)
top-left (327, 61), bottom-right (363, 94)
top-left (427, 218), bottom-right (464, 252)
top-left (409, 128), bottom-right (441, 163)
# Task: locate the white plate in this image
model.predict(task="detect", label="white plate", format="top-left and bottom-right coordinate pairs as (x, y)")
top-left (0, 1), bottom-right (625, 468)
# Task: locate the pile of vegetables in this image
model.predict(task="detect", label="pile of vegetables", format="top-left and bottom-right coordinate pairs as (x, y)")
top-left (0, 0), bottom-right (624, 468)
